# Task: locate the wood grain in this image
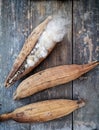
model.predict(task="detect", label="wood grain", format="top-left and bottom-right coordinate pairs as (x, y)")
top-left (73, 0), bottom-right (99, 129)
top-left (29, 1), bottom-right (72, 130)
top-left (0, 0), bottom-right (30, 130)
top-left (1, 0), bottom-right (98, 129)
top-left (0, 0), bottom-right (72, 130)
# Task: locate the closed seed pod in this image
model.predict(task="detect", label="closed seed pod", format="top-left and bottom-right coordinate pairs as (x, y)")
top-left (13, 61), bottom-right (99, 100)
top-left (5, 15), bottom-right (68, 87)
top-left (0, 99), bottom-right (85, 123)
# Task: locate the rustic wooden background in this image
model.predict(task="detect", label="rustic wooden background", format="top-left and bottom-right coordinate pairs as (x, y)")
top-left (0, 0), bottom-right (99, 130)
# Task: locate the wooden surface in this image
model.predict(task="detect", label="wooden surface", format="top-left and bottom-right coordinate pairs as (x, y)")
top-left (0, 0), bottom-right (99, 130)
top-left (73, 0), bottom-right (99, 129)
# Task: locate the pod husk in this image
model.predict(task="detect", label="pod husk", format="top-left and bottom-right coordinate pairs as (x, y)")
top-left (0, 99), bottom-right (85, 123)
top-left (14, 61), bottom-right (99, 100)
top-left (5, 16), bottom-right (52, 87)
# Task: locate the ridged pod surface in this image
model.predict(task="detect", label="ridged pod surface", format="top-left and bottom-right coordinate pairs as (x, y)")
top-left (0, 99), bottom-right (85, 123)
top-left (13, 61), bottom-right (99, 100)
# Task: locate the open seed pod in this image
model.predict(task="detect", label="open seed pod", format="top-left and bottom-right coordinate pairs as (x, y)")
top-left (5, 15), bottom-right (68, 87)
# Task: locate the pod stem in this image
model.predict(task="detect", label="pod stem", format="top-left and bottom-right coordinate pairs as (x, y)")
top-left (77, 99), bottom-right (86, 108)
top-left (0, 113), bottom-right (12, 122)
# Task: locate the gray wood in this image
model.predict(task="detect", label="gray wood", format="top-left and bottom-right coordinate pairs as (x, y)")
top-left (73, 0), bottom-right (99, 129)
top-left (1, 0), bottom-right (99, 129)
top-left (0, 0), bottom-right (72, 130)
top-left (29, 1), bottom-right (73, 130)
top-left (0, 0), bottom-right (31, 130)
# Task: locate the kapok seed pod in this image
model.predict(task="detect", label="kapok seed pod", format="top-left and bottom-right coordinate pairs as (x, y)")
top-left (13, 61), bottom-right (99, 100)
top-left (5, 16), bottom-right (52, 87)
top-left (5, 15), bottom-right (68, 87)
top-left (0, 99), bottom-right (85, 123)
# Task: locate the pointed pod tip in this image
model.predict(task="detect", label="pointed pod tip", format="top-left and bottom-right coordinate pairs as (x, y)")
top-left (13, 92), bottom-right (19, 100)
top-left (94, 60), bottom-right (99, 63)
top-left (4, 82), bottom-right (10, 88)
top-left (91, 60), bottom-right (99, 65)
top-left (81, 60), bottom-right (99, 74)
top-left (13, 96), bottom-right (17, 100)
top-left (86, 60), bottom-right (99, 66)
top-left (89, 60), bottom-right (99, 68)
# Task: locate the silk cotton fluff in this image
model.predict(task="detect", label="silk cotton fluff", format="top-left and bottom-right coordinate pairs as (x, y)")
top-left (25, 16), bottom-right (68, 68)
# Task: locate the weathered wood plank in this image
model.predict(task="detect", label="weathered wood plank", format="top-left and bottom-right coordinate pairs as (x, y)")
top-left (29, 1), bottom-right (73, 130)
top-left (73, 0), bottom-right (99, 129)
top-left (0, 0), bottom-right (31, 129)
top-left (0, 0), bottom-right (72, 130)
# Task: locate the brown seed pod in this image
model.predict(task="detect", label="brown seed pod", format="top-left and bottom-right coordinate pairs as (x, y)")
top-left (5, 16), bottom-right (52, 87)
top-left (5, 15), bottom-right (67, 88)
top-left (0, 99), bottom-right (85, 123)
top-left (13, 61), bottom-right (99, 100)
